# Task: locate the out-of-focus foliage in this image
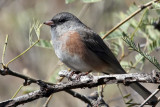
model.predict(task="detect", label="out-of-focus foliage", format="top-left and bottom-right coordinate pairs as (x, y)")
top-left (1, 0), bottom-right (160, 107)
top-left (107, 4), bottom-right (160, 73)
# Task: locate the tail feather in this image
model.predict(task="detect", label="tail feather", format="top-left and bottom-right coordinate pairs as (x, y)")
top-left (107, 63), bottom-right (158, 104)
top-left (115, 68), bottom-right (158, 105)
top-left (130, 82), bottom-right (158, 104)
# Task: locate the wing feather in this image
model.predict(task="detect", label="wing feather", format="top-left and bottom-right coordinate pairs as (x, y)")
top-left (78, 30), bottom-right (125, 74)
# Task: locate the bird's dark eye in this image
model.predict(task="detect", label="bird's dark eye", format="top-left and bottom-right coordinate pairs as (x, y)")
top-left (59, 19), bottom-right (66, 23)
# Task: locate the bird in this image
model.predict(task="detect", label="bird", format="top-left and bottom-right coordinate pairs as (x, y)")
top-left (44, 12), bottom-right (157, 104)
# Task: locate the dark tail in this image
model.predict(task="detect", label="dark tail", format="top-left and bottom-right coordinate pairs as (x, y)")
top-left (115, 67), bottom-right (158, 105)
top-left (130, 82), bottom-right (158, 105)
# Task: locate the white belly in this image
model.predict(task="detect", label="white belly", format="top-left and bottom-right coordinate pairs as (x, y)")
top-left (55, 48), bottom-right (92, 72)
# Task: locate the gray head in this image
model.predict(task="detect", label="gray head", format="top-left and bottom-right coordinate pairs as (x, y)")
top-left (44, 12), bottom-right (83, 28)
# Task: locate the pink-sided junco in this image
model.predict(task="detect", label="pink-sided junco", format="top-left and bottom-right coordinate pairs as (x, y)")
top-left (44, 12), bottom-right (157, 103)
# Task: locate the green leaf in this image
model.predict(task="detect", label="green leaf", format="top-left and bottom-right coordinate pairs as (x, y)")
top-left (29, 19), bottom-right (42, 46)
top-left (148, 39), bottom-right (160, 52)
top-left (135, 54), bottom-right (143, 63)
top-left (65, 0), bottom-right (76, 4)
top-left (29, 23), bottom-right (34, 45)
top-left (35, 39), bottom-right (53, 48)
top-left (152, 2), bottom-right (160, 10)
top-left (33, 20), bottom-right (43, 39)
top-left (123, 36), bottom-right (160, 70)
top-left (82, 0), bottom-right (102, 3)
top-left (123, 94), bottom-right (131, 98)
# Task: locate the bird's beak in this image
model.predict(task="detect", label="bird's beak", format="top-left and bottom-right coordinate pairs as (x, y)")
top-left (43, 20), bottom-right (54, 26)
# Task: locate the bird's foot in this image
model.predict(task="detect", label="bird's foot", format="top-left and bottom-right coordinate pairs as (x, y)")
top-left (68, 71), bottom-right (81, 81)
top-left (76, 71), bottom-right (92, 80)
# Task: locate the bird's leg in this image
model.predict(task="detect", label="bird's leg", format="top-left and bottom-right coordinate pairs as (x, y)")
top-left (76, 70), bottom-right (92, 80)
top-left (68, 70), bottom-right (81, 80)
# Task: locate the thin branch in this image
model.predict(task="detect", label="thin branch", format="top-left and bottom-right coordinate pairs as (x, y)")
top-left (2, 34), bottom-right (8, 65)
top-left (0, 90), bottom-right (41, 107)
top-left (140, 87), bottom-right (160, 107)
top-left (43, 95), bottom-right (53, 107)
top-left (11, 85), bottom-right (23, 99)
top-left (59, 70), bottom-right (160, 84)
top-left (102, 0), bottom-right (160, 39)
top-left (1, 68), bottom-right (160, 106)
top-left (42, 68), bottom-right (72, 106)
top-left (0, 67), bottom-right (94, 106)
top-left (0, 67), bottom-right (54, 86)
top-left (65, 90), bottom-right (92, 105)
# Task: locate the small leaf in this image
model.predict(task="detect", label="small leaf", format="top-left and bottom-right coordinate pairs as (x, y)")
top-left (152, 2), bottom-right (160, 10)
top-left (123, 94), bottom-right (131, 98)
top-left (34, 20), bottom-right (43, 39)
top-left (126, 99), bottom-right (133, 104)
top-left (29, 23), bottom-right (34, 45)
top-left (135, 54), bottom-right (144, 63)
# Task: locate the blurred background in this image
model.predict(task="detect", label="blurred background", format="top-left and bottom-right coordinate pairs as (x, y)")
top-left (0, 0), bottom-right (159, 107)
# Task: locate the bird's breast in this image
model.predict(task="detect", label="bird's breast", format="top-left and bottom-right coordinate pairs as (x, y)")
top-left (52, 30), bottom-right (92, 72)
top-left (61, 31), bottom-right (86, 57)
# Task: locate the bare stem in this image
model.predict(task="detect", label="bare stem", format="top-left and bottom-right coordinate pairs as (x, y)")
top-left (2, 34), bottom-right (9, 64)
top-left (6, 40), bottom-right (39, 67)
top-left (11, 85), bottom-right (24, 99)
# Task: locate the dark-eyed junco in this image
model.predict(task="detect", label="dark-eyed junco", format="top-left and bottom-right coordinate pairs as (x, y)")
top-left (44, 12), bottom-right (157, 103)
